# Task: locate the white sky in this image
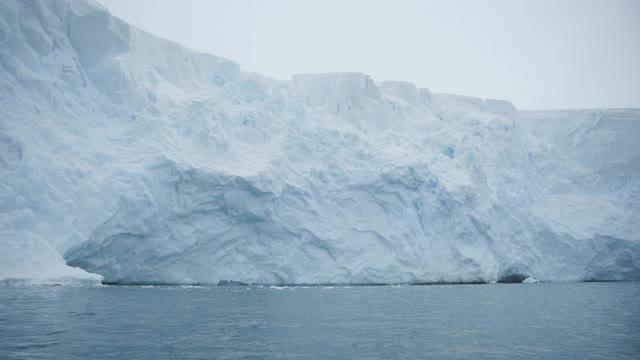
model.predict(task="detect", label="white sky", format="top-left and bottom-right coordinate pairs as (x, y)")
top-left (98, 0), bottom-right (640, 110)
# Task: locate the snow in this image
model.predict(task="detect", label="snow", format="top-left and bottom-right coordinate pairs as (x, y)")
top-left (519, 109), bottom-right (640, 241)
top-left (1, 0), bottom-right (639, 285)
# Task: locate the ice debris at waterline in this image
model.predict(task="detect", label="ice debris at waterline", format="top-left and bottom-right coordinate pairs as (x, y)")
top-left (1, 0), bottom-right (639, 286)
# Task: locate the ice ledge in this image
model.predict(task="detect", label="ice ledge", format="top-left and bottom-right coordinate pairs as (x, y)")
top-left (432, 93), bottom-right (517, 115)
top-left (88, 279), bottom-right (640, 287)
top-left (482, 98), bottom-right (517, 115)
top-left (292, 72), bottom-right (381, 115)
top-left (0, 276), bottom-right (103, 287)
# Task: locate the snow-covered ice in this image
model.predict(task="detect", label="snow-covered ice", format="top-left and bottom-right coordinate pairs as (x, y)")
top-left (522, 277), bottom-right (540, 284)
top-left (0, 0), bottom-right (638, 285)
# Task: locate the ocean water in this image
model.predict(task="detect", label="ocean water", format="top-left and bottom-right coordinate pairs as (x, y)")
top-left (1, 282), bottom-right (639, 359)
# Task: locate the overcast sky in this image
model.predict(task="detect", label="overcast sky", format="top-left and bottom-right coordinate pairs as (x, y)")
top-left (98, 0), bottom-right (640, 110)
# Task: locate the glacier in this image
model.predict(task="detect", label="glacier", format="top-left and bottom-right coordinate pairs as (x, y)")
top-left (1, 0), bottom-right (639, 285)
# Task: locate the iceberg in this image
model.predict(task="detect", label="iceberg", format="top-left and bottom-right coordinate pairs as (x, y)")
top-left (1, 0), bottom-right (638, 285)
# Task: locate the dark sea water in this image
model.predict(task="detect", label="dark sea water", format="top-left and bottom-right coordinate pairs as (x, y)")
top-left (1, 282), bottom-right (639, 360)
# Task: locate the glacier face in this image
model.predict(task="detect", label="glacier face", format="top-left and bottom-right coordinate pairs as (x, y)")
top-left (1, 0), bottom-right (639, 285)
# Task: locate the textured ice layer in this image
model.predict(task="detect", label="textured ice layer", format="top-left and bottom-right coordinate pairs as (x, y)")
top-left (1, 0), bottom-right (639, 285)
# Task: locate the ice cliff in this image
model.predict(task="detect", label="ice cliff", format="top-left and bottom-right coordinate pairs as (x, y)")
top-left (1, 0), bottom-right (639, 285)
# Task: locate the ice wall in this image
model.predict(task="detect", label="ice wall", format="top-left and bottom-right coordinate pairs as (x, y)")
top-left (1, 0), bottom-right (639, 285)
